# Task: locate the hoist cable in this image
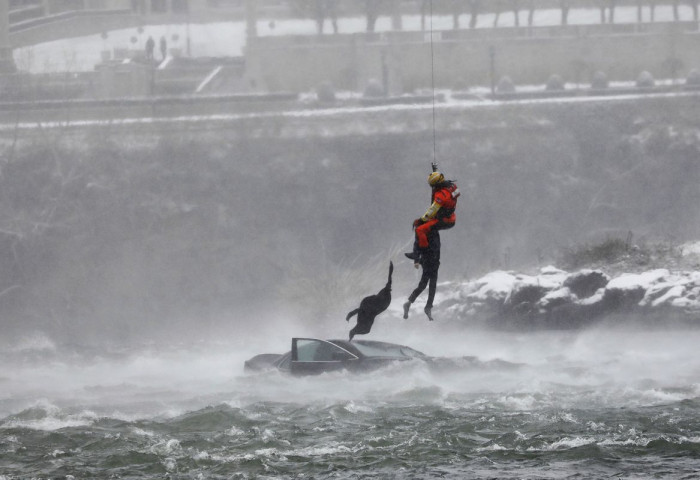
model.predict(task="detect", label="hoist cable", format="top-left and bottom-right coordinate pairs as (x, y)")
top-left (429, 0), bottom-right (437, 164)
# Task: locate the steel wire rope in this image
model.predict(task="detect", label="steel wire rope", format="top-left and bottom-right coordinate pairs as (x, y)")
top-left (428, 0), bottom-right (437, 164)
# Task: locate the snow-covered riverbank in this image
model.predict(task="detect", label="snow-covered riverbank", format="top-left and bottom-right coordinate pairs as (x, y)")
top-left (432, 242), bottom-right (700, 327)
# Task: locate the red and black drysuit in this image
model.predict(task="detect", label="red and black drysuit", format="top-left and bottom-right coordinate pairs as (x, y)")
top-left (411, 180), bottom-right (459, 253)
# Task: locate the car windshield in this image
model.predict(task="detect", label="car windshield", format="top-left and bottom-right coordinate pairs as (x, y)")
top-left (351, 341), bottom-right (425, 359)
top-left (296, 339), bottom-right (356, 362)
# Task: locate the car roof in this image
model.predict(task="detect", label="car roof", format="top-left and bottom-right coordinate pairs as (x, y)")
top-left (327, 339), bottom-right (426, 356)
top-left (328, 338), bottom-right (407, 346)
top-left (329, 338), bottom-right (394, 346)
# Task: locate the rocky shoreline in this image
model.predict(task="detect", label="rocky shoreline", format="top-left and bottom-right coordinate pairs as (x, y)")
top-left (436, 243), bottom-right (700, 328)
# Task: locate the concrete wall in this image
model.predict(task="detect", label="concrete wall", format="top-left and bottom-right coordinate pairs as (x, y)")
top-left (95, 60), bottom-right (152, 97)
top-left (247, 22), bottom-right (700, 93)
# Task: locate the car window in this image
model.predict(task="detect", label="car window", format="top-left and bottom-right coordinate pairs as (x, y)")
top-left (351, 341), bottom-right (425, 359)
top-left (296, 339), bottom-right (355, 362)
top-left (275, 353), bottom-right (291, 370)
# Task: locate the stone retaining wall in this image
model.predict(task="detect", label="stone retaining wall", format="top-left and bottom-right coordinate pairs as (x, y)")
top-left (247, 21), bottom-right (700, 93)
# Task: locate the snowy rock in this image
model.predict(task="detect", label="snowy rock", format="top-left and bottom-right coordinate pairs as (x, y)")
top-left (466, 270), bottom-right (518, 305)
top-left (563, 269), bottom-right (610, 298)
top-left (639, 271), bottom-right (700, 309)
top-left (681, 241), bottom-right (700, 258)
top-left (435, 266), bottom-right (700, 327)
top-left (505, 281), bottom-right (548, 315)
top-left (576, 287), bottom-right (606, 306)
top-left (538, 266), bottom-right (569, 287)
top-left (601, 270), bottom-right (668, 310)
top-left (538, 286), bottom-right (575, 310)
top-left (606, 269), bottom-right (669, 291)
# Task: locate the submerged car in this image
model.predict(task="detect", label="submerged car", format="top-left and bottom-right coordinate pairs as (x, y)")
top-left (244, 338), bottom-right (426, 375)
top-left (244, 338), bottom-right (521, 376)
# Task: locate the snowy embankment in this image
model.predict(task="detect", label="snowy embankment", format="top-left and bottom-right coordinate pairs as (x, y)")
top-left (435, 244), bottom-right (700, 327)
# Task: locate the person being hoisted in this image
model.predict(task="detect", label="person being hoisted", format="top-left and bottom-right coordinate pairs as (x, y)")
top-left (405, 162), bottom-right (460, 266)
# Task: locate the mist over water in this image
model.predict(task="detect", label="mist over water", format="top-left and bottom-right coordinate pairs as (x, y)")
top-left (4, 321), bottom-right (700, 416)
top-left (2, 320), bottom-right (700, 478)
top-left (3, 95), bottom-right (700, 346)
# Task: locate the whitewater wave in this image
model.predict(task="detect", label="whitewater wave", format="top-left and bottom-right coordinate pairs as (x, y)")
top-left (0, 401), bottom-right (98, 431)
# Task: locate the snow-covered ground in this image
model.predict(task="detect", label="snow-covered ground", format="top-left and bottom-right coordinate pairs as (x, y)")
top-left (13, 5), bottom-right (700, 73)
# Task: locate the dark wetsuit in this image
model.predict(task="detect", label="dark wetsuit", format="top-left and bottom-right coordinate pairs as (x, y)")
top-left (408, 230), bottom-right (441, 308)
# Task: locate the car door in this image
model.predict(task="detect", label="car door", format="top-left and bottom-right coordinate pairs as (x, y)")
top-left (290, 338), bottom-right (358, 375)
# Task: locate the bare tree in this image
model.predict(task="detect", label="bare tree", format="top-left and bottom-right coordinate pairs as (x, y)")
top-left (493, 0), bottom-right (520, 27)
top-left (633, 0), bottom-right (669, 23)
top-left (672, 0), bottom-right (682, 20)
top-left (636, 0), bottom-right (644, 22)
top-left (420, 0), bottom-right (429, 31)
top-left (526, 0), bottom-right (535, 26)
top-left (690, 0), bottom-right (700, 21)
top-left (468, 0), bottom-right (480, 28)
top-left (314, 0), bottom-right (327, 34)
top-left (420, 0), bottom-right (462, 31)
top-left (493, 0), bottom-right (502, 26)
top-left (609, 0), bottom-right (618, 23)
top-left (290, 0), bottom-right (333, 34)
top-left (561, 0), bottom-right (570, 25)
top-left (633, 0), bottom-right (665, 23)
top-left (512, 0), bottom-right (521, 27)
top-left (365, 0), bottom-right (384, 33)
top-left (325, 0), bottom-right (339, 33)
top-left (599, 0), bottom-right (617, 23)
top-left (450, 0), bottom-right (464, 28)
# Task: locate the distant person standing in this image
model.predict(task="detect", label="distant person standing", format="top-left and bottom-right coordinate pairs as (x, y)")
top-left (145, 36), bottom-right (155, 60)
top-left (159, 36), bottom-right (168, 61)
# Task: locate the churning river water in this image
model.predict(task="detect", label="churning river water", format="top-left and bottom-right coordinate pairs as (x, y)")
top-left (2, 323), bottom-right (700, 479)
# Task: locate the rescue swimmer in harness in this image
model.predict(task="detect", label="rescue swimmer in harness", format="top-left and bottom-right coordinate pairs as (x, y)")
top-left (405, 163), bottom-right (460, 267)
